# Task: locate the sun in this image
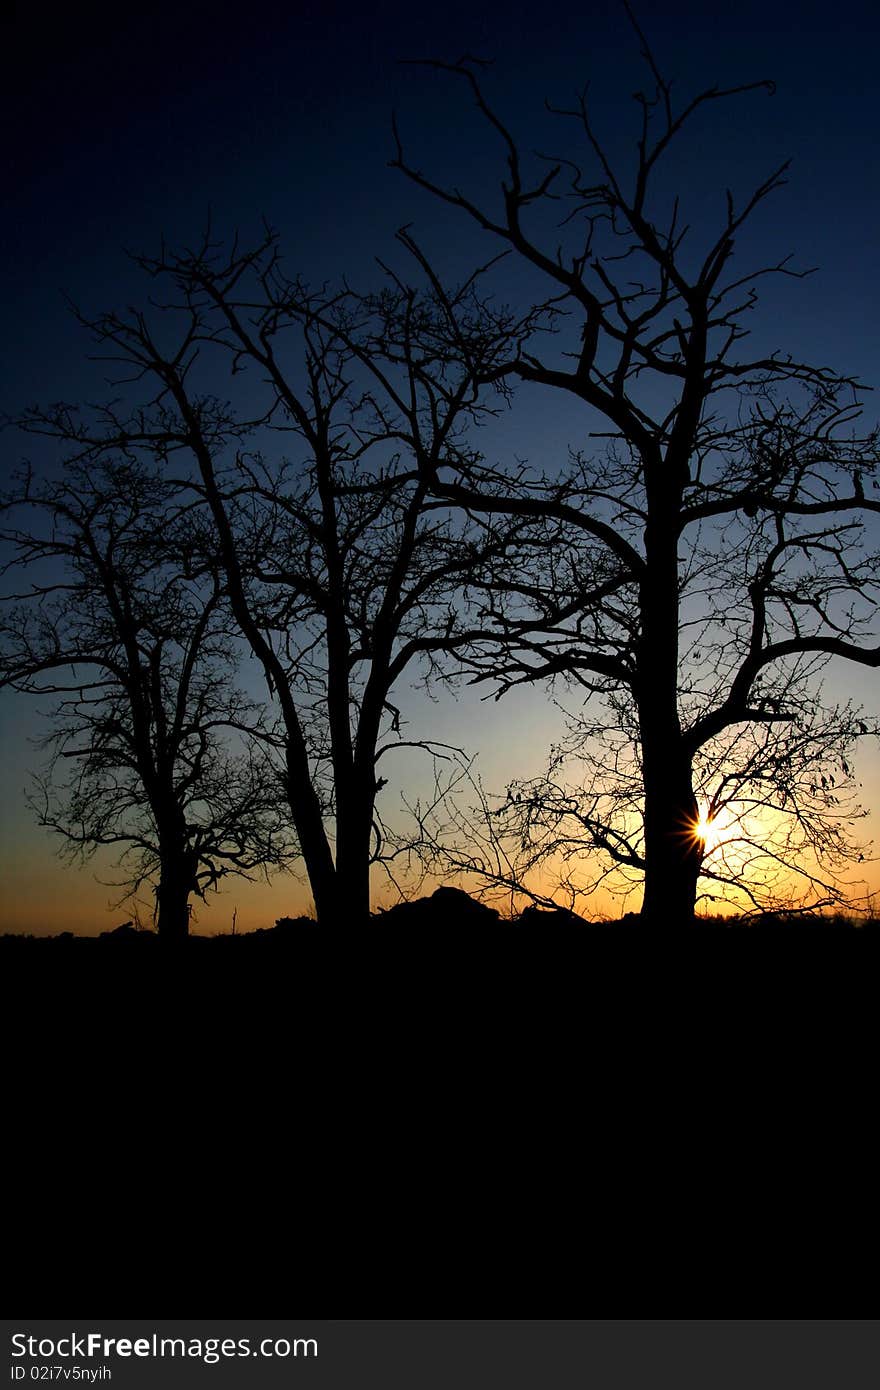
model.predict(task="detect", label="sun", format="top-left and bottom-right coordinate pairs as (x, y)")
top-left (693, 809), bottom-right (724, 852)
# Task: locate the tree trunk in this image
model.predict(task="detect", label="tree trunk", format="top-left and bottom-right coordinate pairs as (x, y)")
top-left (153, 807), bottom-right (198, 936)
top-left (294, 814), bottom-right (341, 926)
top-left (331, 789), bottom-right (374, 926)
top-left (640, 747), bottom-right (702, 923)
top-left (333, 845), bottom-right (371, 925)
top-left (638, 456), bottom-right (702, 924)
top-left (306, 865), bottom-right (368, 927)
top-left (296, 804), bottom-right (372, 926)
top-left (155, 857), bottom-right (193, 938)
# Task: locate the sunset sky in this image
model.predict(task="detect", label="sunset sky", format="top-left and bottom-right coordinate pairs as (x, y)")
top-left (3, 0), bottom-right (880, 931)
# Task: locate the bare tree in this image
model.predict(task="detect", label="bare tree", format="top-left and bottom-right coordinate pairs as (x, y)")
top-left (0, 457), bottom-right (292, 936)
top-left (390, 28), bottom-right (880, 921)
top-left (10, 231), bottom-right (527, 924)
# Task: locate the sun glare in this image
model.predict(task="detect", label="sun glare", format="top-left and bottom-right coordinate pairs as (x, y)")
top-left (694, 809), bottom-right (724, 852)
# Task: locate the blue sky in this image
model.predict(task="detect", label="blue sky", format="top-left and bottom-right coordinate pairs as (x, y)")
top-left (3, 0), bottom-right (880, 929)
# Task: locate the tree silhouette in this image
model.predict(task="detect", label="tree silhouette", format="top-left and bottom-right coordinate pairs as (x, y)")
top-left (391, 32), bottom-right (880, 921)
top-left (9, 233), bottom-right (527, 924)
top-left (8, 23), bottom-right (880, 929)
top-left (0, 457), bottom-right (292, 935)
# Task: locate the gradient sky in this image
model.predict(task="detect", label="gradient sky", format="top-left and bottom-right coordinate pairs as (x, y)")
top-left (3, 0), bottom-right (880, 931)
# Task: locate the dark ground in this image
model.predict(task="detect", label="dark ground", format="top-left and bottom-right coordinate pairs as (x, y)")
top-left (3, 883), bottom-right (874, 1024)
top-left (3, 882), bottom-right (874, 1314)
